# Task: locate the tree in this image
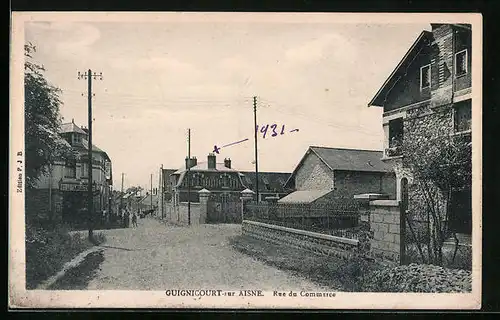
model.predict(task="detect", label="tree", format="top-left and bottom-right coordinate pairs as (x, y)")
top-left (402, 110), bottom-right (472, 266)
top-left (25, 42), bottom-right (72, 189)
top-left (125, 186), bottom-right (144, 196)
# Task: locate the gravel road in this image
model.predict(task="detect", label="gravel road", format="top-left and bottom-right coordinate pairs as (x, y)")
top-left (86, 217), bottom-right (326, 291)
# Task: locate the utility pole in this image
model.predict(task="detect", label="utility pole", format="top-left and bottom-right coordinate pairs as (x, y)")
top-left (150, 173), bottom-right (153, 212)
top-left (253, 96), bottom-right (260, 203)
top-left (120, 173), bottom-right (124, 211)
top-left (187, 128), bottom-right (191, 226)
top-left (160, 164), bottom-right (164, 219)
top-left (78, 69), bottom-right (102, 243)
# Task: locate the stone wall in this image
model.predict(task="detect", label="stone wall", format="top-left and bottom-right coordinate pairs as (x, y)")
top-left (369, 200), bottom-right (401, 264)
top-left (295, 151), bottom-right (334, 191)
top-left (242, 220), bottom-right (361, 259)
top-left (334, 170), bottom-right (396, 200)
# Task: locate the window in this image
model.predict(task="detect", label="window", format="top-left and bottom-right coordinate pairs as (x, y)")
top-left (455, 49), bottom-right (468, 77)
top-left (221, 174), bottom-right (229, 188)
top-left (454, 100), bottom-right (472, 133)
top-left (420, 64), bottom-right (431, 89)
top-left (64, 160), bottom-right (76, 178)
top-left (386, 118), bottom-right (404, 157)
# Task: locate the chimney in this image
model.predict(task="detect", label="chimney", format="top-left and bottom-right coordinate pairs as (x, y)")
top-left (185, 156), bottom-right (197, 169)
top-left (207, 153), bottom-right (216, 169)
top-left (224, 158), bottom-right (231, 169)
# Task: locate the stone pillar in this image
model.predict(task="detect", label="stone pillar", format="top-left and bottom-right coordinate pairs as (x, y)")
top-left (198, 188), bottom-right (211, 224)
top-left (368, 200), bottom-right (401, 264)
top-left (240, 188), bottom-right (255, 222)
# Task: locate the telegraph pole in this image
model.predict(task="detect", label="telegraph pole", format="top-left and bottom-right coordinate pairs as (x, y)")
top-left (150, 173), bottom-right (153, 212)
top-left (78, 69), bottom-right (102, 243)
top-left (120, 173), bottom-right (124, 211)
top-left (187, 128), bottom-right (191, 226)
top-left (253, 96), bottom-right (260, 203)
top-left (160, 164), bottom-right (164, 219)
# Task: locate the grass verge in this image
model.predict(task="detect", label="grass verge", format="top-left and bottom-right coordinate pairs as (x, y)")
top-left (229, 235), bottom-right (378, 291)
top-left (25, 222), bottom-right (106, 289)
top-left (48, 250), bottom-right (105, 290)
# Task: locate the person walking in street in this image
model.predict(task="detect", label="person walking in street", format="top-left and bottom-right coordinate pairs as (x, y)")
top-left (132, 212), bottom-right (138, 228)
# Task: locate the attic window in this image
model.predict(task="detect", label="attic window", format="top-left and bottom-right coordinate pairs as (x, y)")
top-left (420, 64), bottom-right (431, 89)
top-left (455, 49), bottom-right (468, 77)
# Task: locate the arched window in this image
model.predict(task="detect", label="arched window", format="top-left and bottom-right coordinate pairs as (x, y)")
top-left (400, 177), bottom-right (409, 211)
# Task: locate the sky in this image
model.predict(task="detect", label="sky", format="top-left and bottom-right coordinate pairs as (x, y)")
top-left (24, 16), bottom-right (430, 190)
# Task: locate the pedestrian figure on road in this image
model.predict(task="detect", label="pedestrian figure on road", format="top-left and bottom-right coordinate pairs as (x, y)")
top-left (132, 212), bottom-right (138, 227)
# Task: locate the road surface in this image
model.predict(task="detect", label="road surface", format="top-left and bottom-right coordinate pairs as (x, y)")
top-left (85, 217), bottom-right (326, 291)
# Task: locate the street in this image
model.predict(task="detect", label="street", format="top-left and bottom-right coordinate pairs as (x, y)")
top-left (85, 217), bottom-right (326, 291)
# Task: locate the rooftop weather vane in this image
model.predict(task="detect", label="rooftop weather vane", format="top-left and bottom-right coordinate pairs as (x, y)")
top-left (212, 123), bottom-right (299, 154)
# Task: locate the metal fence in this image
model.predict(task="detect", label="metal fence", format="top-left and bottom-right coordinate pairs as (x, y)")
top-left (244, 200), bottom-right (361, 239)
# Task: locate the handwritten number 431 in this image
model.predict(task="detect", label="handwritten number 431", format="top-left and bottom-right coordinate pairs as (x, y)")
top-left (256, 124), bottom-right (299, 139)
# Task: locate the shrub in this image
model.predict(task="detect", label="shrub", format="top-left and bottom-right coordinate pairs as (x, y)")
top-left (362, 263), bottom-right (471, 293)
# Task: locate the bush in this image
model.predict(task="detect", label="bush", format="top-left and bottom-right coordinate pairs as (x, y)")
top-left (362, 263), bottom-right (471, 293)
top-left (25, 222), bottom-right (105, 289)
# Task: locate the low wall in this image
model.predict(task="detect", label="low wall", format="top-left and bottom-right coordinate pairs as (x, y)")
top-left (242, 220), bottom-right (360, 260)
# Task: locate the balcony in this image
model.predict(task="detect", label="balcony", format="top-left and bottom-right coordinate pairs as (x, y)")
top-left (385, 146), bottom-right (402, 158)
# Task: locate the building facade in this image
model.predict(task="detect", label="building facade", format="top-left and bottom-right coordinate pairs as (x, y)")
top-left (170, 154), bottom-right (247, 205)
top-left (27, 120), bottom-right (113, 225)
top-left (282, 146), bottom-right (396, 203)
top-left (368, 24), bottom-right (472, 235)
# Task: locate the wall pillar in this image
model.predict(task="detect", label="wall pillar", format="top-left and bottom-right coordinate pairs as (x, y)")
top-left (240, 188), bottom-right (255, 222)
top-left (368, 200), bottom-right (401, 264)
top-left (198, 188), bottom-right (211, 224)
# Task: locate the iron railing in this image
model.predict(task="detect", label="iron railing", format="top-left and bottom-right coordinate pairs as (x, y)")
top-left (244, 200), bottom-right (361, 239)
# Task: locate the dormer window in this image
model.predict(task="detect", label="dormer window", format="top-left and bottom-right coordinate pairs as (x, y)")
top-left (455, 49), bottom-right (468, 77)
top-left (420, 64), bottom-right (431, 89)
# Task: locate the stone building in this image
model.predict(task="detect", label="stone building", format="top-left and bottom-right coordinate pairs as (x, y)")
top-left (368, 24), bottom-right (472, 236)
top-left (281, 146), bottom-right (396, 204)
top-left (27, 120), bottom-right (113, 225)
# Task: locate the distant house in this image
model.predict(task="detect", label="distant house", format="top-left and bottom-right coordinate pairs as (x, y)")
top-left (161, 168), bottom-right (177, 203)
top-left (171, 153), bottom-right (247, 204)
top-left (281, 146), bottom-right (396, 204)
top-left (239, 171), bottom-right (293, 202)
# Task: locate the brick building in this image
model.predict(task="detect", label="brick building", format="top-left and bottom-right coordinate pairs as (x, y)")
top-left (281, 146), bottom-right (396, 204)
top-left (368, 24), bottom-right (472, 236)
top-left (27, 120), bottom-right (113, 225)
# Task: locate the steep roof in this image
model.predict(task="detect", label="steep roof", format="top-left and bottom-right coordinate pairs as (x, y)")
top-left (368, 30), bottom-right (433, 107)
top-left (285, 146), bottom-right (392, 188)
top-left (239, 171), bottom-right (292, 193)
top-left (310, 146), bottom-right (392, 172)
top-left (139, 194), bottom-right (159, 206)
top-left (61, 122), bottom-right (87, 135)
top-left (80, 139), bottom-right (111, 161)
